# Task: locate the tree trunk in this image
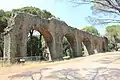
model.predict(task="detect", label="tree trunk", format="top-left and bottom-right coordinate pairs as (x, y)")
top-left (29, 29), bottom-right (34, 60)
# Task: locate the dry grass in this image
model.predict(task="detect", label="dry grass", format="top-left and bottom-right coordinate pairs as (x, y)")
top-left (0, 52), bottom-right (119, 76)
top-left (1, 52), bottom-right (120, 80)
top-left (0, 58), bottom-right (82, 75)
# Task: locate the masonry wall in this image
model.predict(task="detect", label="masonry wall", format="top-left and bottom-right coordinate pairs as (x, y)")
top-left (3, 13), bottom-right (108, 63)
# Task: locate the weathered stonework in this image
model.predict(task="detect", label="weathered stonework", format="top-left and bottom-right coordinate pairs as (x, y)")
top-left (3, 13), bottom-right (108, 63)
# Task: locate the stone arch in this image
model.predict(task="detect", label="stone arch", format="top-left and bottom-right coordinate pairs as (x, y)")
top-left (27, 28), bottom-right (53, 61)
top-left (102, 37), bottom-right (108, 52)
top-left (62, 33), bottom-right (77, 57)
top-left (33, 26), bottom-right (53, 60)
top-left (3, 13), bottom-right (54, 63)
top-left (33, 27), bottom-right (53, 43)
top-left (82, 38), bottom-right (92, 55)
top-left (4, 24), bottom-right (54, 63)
top-left (62, 36), bottom-right (73, 58)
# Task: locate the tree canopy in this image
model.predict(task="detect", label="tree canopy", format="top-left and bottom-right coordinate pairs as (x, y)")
top-left (0, 6), bottom-right (55, 32)
top-left (27, 36), bottom-right (39, 56)
top-left (106, 25), bottom-right (120, 37)
top-left (0, 10), bottom-right (11, 32)
top-left (12, 6), bottom-right (55, 19)
top-left (81, 26), bottom-right (99, 35)
top-left (68, 0), bottom-right (120, 51)
top-left (71, 0), bottom-right (120, 25)
top-left (106, 25), bottom-right (120, 51)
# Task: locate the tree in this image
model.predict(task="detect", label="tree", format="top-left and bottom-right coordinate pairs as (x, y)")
top-left (12, 6), bottom-right (42, 17)
top-left (106, 25), bottom-right (120, 51)
top-left (81, 26), bottom-right (99, 35)
top-left (70, 0), bottom-right (120, 25)
top-left (42, 10), bottom-right (55, 19)
top-left (68, 0), bottom-right (120, 51)
top-left (12, 6), bottom-right (55, 19)
top-left (106, 25), bottom-right (120, 37)
top-left (0, 10), bottom-right (11, 32)
top-left (27, 36), bottom-right (39, 56)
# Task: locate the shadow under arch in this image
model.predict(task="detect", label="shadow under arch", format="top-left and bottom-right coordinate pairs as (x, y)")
top-left (62, 33), bottom-right (77, 58)
top-left (102, 41), bottom-right (106, 52)
top-left (62, 36), bottom-right (73, 58)
top-left (31, 26), bottom-right (54, 60)
top-left (103, 37), bottom-right (108, 52)
top-left (82, 38), bottom-right (92, 56)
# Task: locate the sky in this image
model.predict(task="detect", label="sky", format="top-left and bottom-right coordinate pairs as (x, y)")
top-left (0, 0), bottom-right (107, 35)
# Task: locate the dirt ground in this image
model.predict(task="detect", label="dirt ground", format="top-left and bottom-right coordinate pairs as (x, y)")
top-left (1, 52), bottom-right (120, 80)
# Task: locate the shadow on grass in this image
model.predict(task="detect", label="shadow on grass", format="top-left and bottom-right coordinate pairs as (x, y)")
top-left (8, 67), bottom-right (120, 80)
top-left (84, 67), bottom-right (120, 80)
top-left (8, 68), bottom-right (51, 80)
top-left (45, 67), bottom-right (120, 80)
top-left (45, 68), bottom-right (84, 80)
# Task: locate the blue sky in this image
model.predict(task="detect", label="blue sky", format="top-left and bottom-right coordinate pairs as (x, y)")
top-left (0, 0), bottom-right (106, 35)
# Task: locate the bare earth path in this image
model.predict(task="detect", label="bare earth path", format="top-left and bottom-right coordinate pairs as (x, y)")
top-left (1, 52), bottom-right (120, 80)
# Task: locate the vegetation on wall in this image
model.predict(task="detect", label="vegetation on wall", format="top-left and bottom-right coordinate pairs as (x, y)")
top-left (81, 26), bottom-right (100, 36)
top-left (0, 6), bottom-right (55, 32)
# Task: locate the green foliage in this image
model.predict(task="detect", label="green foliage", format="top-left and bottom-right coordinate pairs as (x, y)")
top-left (107, 37), bottom-right (116, 51)
top-left (62, 37), bottom-right (69, 47)
top-left (42, 10), bottom-right (55, 19)
top-left (0, 7), bottom-right (55, 57)
top-left (0, 10), bottom-right (12, 32)
top-left (0, 10), bottom-right (11, 23)
top-left (106, 25), bottom-right (120, 51)
top-left (27, 36), bottom-right (39, 56)
top-left (82, 26), bottom-right (99, 35)
top-left (0, 6), bottom-right (55, 30)
top-left (106, 25), bottom-right (120, 37)
top-left (12, 6), bottom-right (55, 19)
top-left (12, 6), bottom-right (42, 16)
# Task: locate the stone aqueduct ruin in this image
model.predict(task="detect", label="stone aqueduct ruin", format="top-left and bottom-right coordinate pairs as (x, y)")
top-left (3, 13), bottom-right (108, 63)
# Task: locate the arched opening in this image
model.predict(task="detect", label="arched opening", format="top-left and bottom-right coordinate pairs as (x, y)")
top-left (27, 30), bottom-right (43, 61)
top-left (62, 36), bottom-right (73, 59)
top-left (82, 38), bottom-right (91, 56)
top-left (4, 23), bottom-right (54, 63)
top-left (62, 34), bottom-right (76, 58)
top-left (103, 37), bottom-right (108, 51)
top-left (26, 27), bottom-right (53, 61)
top-left (34, 27), bottom-right (53, 60)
